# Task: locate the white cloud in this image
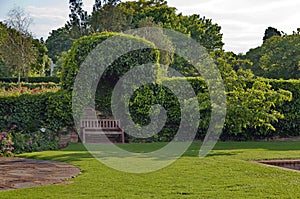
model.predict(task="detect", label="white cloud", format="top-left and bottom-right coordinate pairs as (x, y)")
top-left (25, 5), bottom-right (69, 39)
top-left (169, 0), bottom-right (300, 53)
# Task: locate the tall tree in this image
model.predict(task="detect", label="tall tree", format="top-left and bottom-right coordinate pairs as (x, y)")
top-left (89, 0), bottom-right (125, 33)
top-left (0, 7), bottom-right (37, 83)
top-left (68, 0), bottom-right (88, 38)
top-left (117, 0), bottom-right (223, 51)
top-left (243, 29), bottom-right (300, 79)
top-left (45, 27), bottom-right (73, 64)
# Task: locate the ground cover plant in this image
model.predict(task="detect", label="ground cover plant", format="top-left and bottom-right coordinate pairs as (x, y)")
top-left (1, 142), bottom-right (300, 198)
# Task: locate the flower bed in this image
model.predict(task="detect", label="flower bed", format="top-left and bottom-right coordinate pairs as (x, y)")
top-left (0, 128), bottom-right (59, 156)
top-left (0, 85), bottom-right (59, 97)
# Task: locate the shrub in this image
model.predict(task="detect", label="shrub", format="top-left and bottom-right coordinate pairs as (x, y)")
top-left (0, 131), bottom-right (14, 157)
top-left (12, 128), bottom-right (58, 154)
top-left (123, 77), bottom-right (294, 141)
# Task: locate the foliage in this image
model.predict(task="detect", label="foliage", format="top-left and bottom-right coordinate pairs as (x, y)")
top-left (0, 76), bottom-right (60, 83)
top-left (266, 79), bottom-right (300, 137)
top-left (263, 27), bottom-right (282, 42)
top-left (30, 38), bottom-right (52, 76)
top-left (12, 128), bottom-right (58, 154)
top-left (243, 30), bottom-right (300, 79)
top-left (0, 82), bottom-right (59, 90)
top-left (59, 30), bottom-right (296, 141)
top-left (0, 60), bottom-right (10, 77)
top-left (67, 0), bottom-right (89, 38)
top-left (225, 80), bottom-right (292, 139)
top-left (61, 32), bottom-right (159, 90)
top-left (84, 0), bottom-right (224, 52)
top-left (89, 2), bottom-right (130, 33)
top-left (125, 77), bottom-right (292, 142)
top-left (0, 131), bottom-right (14, 157)
top-left (52, 51), bottom-right (68, 77)
top-left (0, 7), bottom-right (38, 82)
top-left (0, 90), bottom-right (73, 134)
top-left (46, 0), bottom-right (223, 71)
top-left (45, 90), bottom-right (73, 133)
top-left (45, 27), bottom-right (74, 64)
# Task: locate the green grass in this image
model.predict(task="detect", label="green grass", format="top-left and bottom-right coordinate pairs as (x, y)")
top-left (1, 142), bottom-right (300, 198)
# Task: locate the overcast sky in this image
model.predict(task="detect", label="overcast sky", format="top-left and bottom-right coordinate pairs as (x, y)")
top-left (0, 0), bottom-right (299, 54)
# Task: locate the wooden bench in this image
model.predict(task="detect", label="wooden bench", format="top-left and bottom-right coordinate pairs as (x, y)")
top-left (80, 119), bottom-right (125, 144)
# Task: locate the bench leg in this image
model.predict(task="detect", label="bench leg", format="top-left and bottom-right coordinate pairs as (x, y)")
top-left (82, 129), bottom-right (86, 143)
top-left (122, 129), bottom-right (125, 144)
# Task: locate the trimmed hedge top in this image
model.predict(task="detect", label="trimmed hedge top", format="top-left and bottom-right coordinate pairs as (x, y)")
top-left (61, 32), bottom-right (160, 90)
top-left (0, 77), bottom-right (60, 83)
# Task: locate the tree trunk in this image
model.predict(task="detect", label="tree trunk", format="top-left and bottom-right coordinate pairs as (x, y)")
top-left (18, 71), bottom-right (21, 85)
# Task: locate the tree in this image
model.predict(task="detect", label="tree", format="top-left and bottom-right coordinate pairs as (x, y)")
top-left (93, 0), bottom-right (102, 12)
top-left (0, 7), bottom-right (38, 83)
top-left (5, 6), bottom-right (33, 36)
top-left (89, 1), bottom-right (128, 33)
top-left (88, 0), bottom-right (223, 52)
top-left (120, 1), bottom-right (223, 51)
top-left (263, 27), bottom-right (282, 42)
top-left (67, 0), bottom-right (88, 38)
top-left (45, 27), bottom-right (73, 64)
top-left (0, 60), bottom-right (10, 77)
top-left (244, 30), bottom-right (300, 79)
top-left (208, 50), bottom-right (292, 138)
top-left (30, 38), bottom-right (51, 76)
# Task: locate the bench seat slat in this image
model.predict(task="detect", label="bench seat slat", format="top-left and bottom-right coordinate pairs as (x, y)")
top-left (81, 119), bottom-right (124, 144)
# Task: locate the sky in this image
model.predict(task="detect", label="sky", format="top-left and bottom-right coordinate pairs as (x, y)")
top-left (0, 0), bottom-right (299, 54)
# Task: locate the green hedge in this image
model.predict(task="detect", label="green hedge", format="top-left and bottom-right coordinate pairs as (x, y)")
top-left (0, 90), bottom-right (72, 133)
top-left (0, 90), bottom-right (72, 155)
top-left (0, 82), bottom-right (59, 90)
top-left (61, 32), bottom-right (159, 90)
top-left (0, 77), bottom-right (60, 83)
top-left (125, 77), bottom-right (299, 141)
top-left (0, 77), bottom-right (299, 145)
top-left (266, 79), bottom-right (300, 137)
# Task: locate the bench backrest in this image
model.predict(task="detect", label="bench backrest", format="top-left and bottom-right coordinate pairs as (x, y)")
top-left (80, 119), bottom-right (121, 129)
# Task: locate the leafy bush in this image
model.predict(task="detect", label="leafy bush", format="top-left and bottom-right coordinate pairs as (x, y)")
top-left (12, 128), bottom-right (58, 154)
top-left (0, 131), bottom-right (14, 157)
top-left (243, 33), bottom-right (300, 79)
top-left (124, 77), bottom-right (294, 141)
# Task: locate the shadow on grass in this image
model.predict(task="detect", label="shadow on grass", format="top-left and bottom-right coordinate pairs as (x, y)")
top-left (17, 141), bottom-right (300, 164)
top-left (212, 141), bottom-right (300, 151)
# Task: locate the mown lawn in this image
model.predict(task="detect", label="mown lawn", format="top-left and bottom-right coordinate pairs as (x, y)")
top-left (1, 142), bottom-right (300, 198)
